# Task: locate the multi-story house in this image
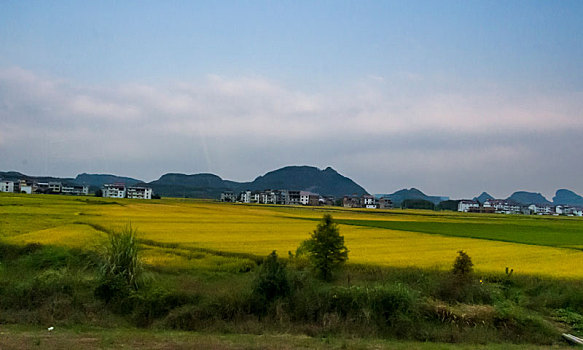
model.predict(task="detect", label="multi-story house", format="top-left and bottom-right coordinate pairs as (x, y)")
top-left (0, 180), bottom-right (14, 193)
top-left (62, 184), bottom-right (89, 195)
top-left (362, 194), bottom-right (376, 209)
top-left (103, 184), bottom-right (127, 198)
top-left (458, 200), bottom-right (480, 212)
top-left (126, 186), bottom-right (152, 199)
top-left (377, 197), bottom-right (393, 209)
top-left (220, 191), bottom-right (237, 202)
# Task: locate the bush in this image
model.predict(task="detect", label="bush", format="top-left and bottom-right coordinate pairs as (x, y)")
top-left (251, 251), bottom-right (290, 315)
top-left (452, 250), bottom-right (473, 281)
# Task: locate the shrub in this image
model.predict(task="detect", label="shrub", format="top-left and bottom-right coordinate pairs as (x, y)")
top-left (452, 250), bottom-right (473, 281)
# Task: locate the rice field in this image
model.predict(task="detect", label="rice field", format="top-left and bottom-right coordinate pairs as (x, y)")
top-left (1, 192), bottom-right (583, 278)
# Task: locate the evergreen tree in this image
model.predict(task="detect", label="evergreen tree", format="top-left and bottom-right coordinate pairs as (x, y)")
top-left (305, 214), bottom-right (349, 281)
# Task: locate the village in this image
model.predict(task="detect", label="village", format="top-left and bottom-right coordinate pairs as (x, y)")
top-left (0, 179), bottom-right (153, 200)
top-left (458, 199), bottom-right (583, 216)
top-left (221, 190), bottom-right (394, 209)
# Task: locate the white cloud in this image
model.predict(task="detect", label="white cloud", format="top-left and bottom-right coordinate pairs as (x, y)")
top-left (0, 67), bottom-right (582, 197)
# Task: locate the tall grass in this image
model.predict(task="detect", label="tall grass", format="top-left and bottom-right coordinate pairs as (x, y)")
top-left (100, 224), bottom-right (143, 290)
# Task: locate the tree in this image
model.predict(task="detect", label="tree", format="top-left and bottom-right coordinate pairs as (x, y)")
top-left (401, 199), bottom-right (435, 210)
top-left (304, 214), bottom-right (349, 281)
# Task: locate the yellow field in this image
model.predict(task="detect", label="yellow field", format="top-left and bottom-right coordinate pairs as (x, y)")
top-left (1, 193), bottom-right (583, 278)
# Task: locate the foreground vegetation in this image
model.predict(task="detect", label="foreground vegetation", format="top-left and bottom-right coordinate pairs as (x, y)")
top-left (1, 193), bottom-right (583, 347)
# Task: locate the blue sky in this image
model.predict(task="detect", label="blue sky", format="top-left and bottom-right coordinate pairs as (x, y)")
top-left (1, 1), bottom-right (582, 198)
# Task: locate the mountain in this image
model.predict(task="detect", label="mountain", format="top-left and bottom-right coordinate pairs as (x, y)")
top-left (241, 166), bottom-right (368, 197)
top-left (0, 171), bottom-right (76, 184)
top-left (148, 173), bottom-right (232, 198)
top-left (507, 191), bottom-right (552, 205)
top-left (473, 192), bottom-right (494, 203)
top-left (75, 173), bottom-right (142, 187)
top-left (376, 188), bottom-right (448, 206)
top-left (552, 189), bottom-right (583, 206)
top-left (147, 166), bottom-right (368, 199)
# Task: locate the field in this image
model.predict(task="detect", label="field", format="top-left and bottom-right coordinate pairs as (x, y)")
top-left (2, 193), bottom-right (583, 278)
top-left (2, 192), bottom-right (583, 347)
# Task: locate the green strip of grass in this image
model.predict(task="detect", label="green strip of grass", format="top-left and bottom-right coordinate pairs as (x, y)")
top-left (0, 325), bottom-right (571, 350)
top-left (293, 216), bottom-right (583, 250)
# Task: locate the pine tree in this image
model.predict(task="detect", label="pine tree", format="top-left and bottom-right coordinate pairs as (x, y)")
top-left (305, 214), bottom-right (349, 281)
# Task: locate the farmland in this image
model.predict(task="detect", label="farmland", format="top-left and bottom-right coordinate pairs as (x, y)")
top-left (2, 193), bottom-right (583, 277)
top-left (2, 192), bottom-right (583, 347)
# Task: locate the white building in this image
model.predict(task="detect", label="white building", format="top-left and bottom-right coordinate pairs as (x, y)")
top-left (483, 199), bottom-right (521, 214)
top-left (18, 180), bottom-right (32, 194)
top-left (62, 185), bottom-right (89, 196)
top-left (528, 204), bottom-right (553, 215)
top-left (103, 184), bottom-right (126, 198)
top-left (0, 180), bottom-right (14, 193)
top-left (300, 191), bottom-right (311, 205)
top-left (126, 186), bottom-right (152, 199)
top-left (238, 190), bottom-right (251, 203)
top-left (458, 200), bottom-right (480, 212)
top-left (362, 195), bottom-right (376, 209)
top-left (48, 182), bottom-right (62, 193)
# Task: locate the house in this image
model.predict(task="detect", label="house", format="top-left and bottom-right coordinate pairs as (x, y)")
top-left (260, 190), bottom-right (277, 204)
top-left (528, 204), bottom-right (553, 215)
top-left (377, 197), bottom-right (393, 209)
top-left (239, 190), bottom-right (251, 203)
top-left (458, 200), bottom-right (480, 213)
top-left (362, 194), bottom-right (376, 209)
top-left (35, 182), bottom-right (50, 194)
top-left (103, 183), bottom-right (126, 198)
top-left (300, 191), bottom-right (319, 206)
top-left (483, 199), bottom-right (522, 214)
top-left (275, 190), bottom-right (289, 205)
top-left (48, 182), bottom-right (62, 193)
top-left (288, 190), bottom-right (301, 205)
top-left (127, 186), bottom-right (152, 199)
top-left (0, 180), bottom-right (15, 193)
top-left (19, 180), bottom-right (32, 194)
top-left (250, 191), bottom-right (261, 203)
top-left (62, 184), bottom-right (89, 196)
top-left (220, 191), bottom-right (237, 202)
top-left (321, 196), bottom-right (335, 206)
top-left (343, 195), bottom-right (361, 208)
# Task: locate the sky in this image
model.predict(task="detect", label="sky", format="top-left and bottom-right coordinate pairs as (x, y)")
top-left (1, 1), bottom-right (582, 199)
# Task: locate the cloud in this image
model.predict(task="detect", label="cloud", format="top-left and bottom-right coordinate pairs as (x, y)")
top-left (0, 67), bottom-right (582, 198)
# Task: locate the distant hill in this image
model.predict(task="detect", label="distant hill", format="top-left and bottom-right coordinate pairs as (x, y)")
top-left (507, 191), bottom-right (552, 205)
top-left (75, 173), bottom-right (142, 187)
top-left (473, 192), bottom-right (494, 203)
top-left (240, 166), bottom-right (368, 197)
top-left (147, 166), bottom-right (368, 199)
top-left (0, 171), bottom-right (76, 184)
top-left (376, 188), bottom-right (448, 206)
top-left (148, 173), bottom-right (232, 199)
top-left (552, 189), bottom-right (583, 206)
